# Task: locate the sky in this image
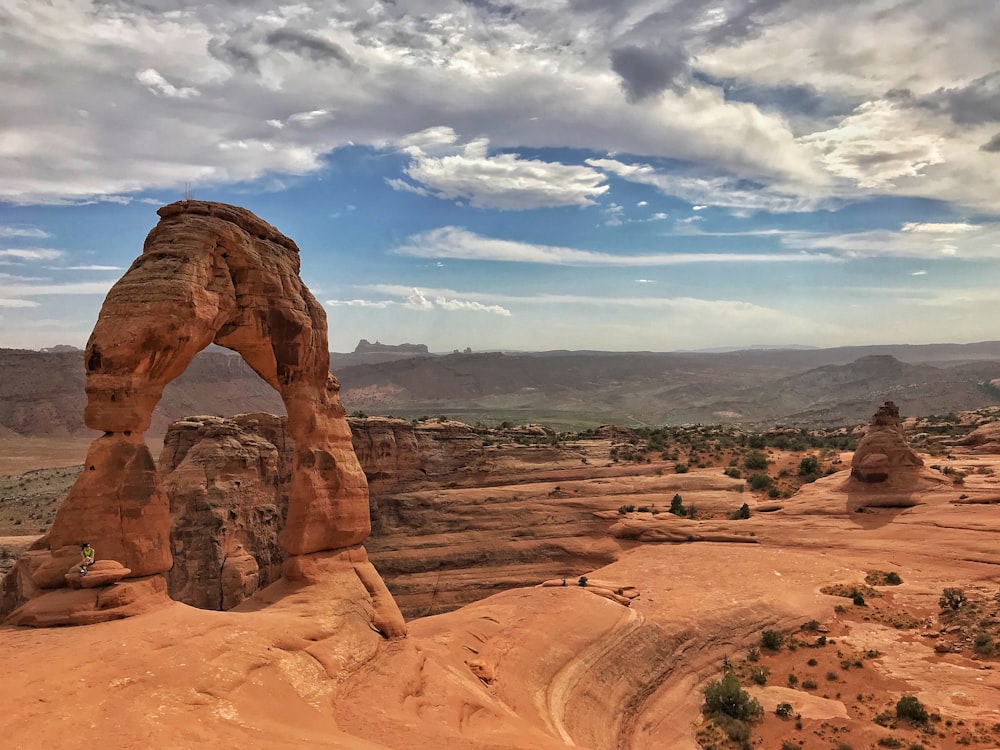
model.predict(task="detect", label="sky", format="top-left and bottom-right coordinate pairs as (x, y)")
top-left (1, 0), bottom-right (999, 354)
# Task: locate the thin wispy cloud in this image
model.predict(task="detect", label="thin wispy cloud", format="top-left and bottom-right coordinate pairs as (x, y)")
top-left (0, 249), bottom-right (64, 262)
top-left (395, 227), bottom-right (839, 266)
top-left (0, 226), bottom-right (50, 239)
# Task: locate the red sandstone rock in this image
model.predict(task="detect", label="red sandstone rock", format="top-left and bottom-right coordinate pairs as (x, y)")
top-left (850, 401), bottom-right (924, 483)
top-left (64, 559), bottom-right (131, 589)
top-left (17, 201), bottom-right (403, 633)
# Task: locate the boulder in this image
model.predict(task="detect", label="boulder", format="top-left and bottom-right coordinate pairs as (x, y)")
top-left (64, 559), bottom-right (132, 589)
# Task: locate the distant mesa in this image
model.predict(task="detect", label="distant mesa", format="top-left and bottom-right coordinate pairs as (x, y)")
top-left (40, 344), bottom-right (81, 353)
top-left (354, 339), bottom-right (428, 355)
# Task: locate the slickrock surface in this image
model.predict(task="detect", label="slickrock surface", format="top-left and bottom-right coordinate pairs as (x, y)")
top-left (1, 447), bottom-right (997, 748)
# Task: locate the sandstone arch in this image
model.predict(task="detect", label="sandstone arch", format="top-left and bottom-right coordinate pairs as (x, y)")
top-left (18, 201), bottom-right (401, 631)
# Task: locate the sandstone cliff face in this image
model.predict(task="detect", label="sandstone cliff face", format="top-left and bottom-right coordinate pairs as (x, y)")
top-left (157, 414), bottom-right (484, 611)
top-left (160, 414), bottom-right (291, 610)
top-left (350, 417), bottom-right (486, 495)
top-left (850, 401), bottom-right (924, 483)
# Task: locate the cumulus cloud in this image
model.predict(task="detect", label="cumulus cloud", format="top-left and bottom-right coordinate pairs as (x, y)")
top-left (587, 157), bottom-right (824, 213)
top-left (326, 287), bottom-right (511, 316)
top-left (136, 68), bottom-right (200, 98)
top-left (389, 129), bottom-right (609, 210)
top-left (801, 100), bottom-right (945, 188)
top-left (395, 226), bottom-right (838, 265)
top-left (981, 132), bottom-right (1000, 153)
top-left (263, 28), bottom-right (354, 67)
top-left (610, 44), bottom-right (691, 101)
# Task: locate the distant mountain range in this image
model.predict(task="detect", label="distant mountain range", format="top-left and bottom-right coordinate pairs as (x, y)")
top-left (3, 341), bottom-right (1000, 437)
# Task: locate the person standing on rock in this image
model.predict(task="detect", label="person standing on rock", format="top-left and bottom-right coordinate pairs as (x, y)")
top-left (78, 542), bottom-right (95, 576)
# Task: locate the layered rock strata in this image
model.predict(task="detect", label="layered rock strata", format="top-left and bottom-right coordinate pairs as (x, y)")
top-left (6, 201), bottom-right (403, 632)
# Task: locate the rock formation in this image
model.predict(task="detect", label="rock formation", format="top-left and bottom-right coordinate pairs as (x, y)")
top-left (6, 201), bottom-right (403, 633)
top-left (850, 401), bottom-right (924, 483)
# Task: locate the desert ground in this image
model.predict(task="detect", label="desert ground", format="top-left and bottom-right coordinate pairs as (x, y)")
top-left (1, 424), bottom-right (998, 750)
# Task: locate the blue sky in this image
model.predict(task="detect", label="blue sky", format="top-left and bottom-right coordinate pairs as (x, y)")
top-left (1, 0), bottom-right (999, 353)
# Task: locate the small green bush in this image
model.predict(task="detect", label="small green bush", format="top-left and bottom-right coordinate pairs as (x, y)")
top-left (885, 571), bottom-right (902, 585)
top-left (744, 451), bottom-right (768, 470)
top-left (896, 695), bottom-right (928, 724)
top-left (749, 666), bottom-right (769, 685)
top-left (802, 678), bottom-right (818, 690)
top-left (878, 739), bottom-right (903, 748)
top-left (761, 629), bottom-right (784, 651)
top-left (730, 502), bottom-right (751, 520)
top-left (747, 473), bottom-right (772, 490)
top-left (577, 576), bottom-right (588, 587)
top-left (702, 672), bottom-right (763, 721)
top-left (974, 631), bottom-right (995, 656)
top-left (775, 702), bottom-right (793, 718)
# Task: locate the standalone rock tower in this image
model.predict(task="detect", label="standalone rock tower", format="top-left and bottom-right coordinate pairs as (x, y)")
top-left (7, 201), bottom-right (403, 632)
top-left (850, 401), bottom-right (924, 483)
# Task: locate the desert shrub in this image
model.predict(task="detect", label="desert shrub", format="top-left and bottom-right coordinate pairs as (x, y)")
top-left (730, 503), bottom-right (751, 520)
top-left (674, 462), bottom-right (689, 474)
top-left (826, 670), bottom-right (838, 681)
top-left (802, 679), bottom-right (818, 690)
top-left (801, 619), bottom-right (821, 632)
top-left (896, 695), bottom-right (928, 724)
top-left (775, 702), bottom-right (793, 718)
top-left (787, 673), bottom-right (798, 686)
top-left (617, 505), bottom-right (635, 514)
top-left (799, 456), bottom-right (820, 475)
top-left (780, 740), bottom-right (798, 750)
top-left (724, 467), bottom-right (742, 479)
top-left (748, 473), bottom-right (772, 491)
top-left (974, 631), bottom-right (995, 656)
top-left (746, 646), bottom-right (760, 662)
top-left (878, 739), bottom-right (903, 748)
top-left (744, 451), bottom-right (768, 470)
top-left (749, 666), bottom-right (769, 685)
top-left (940, 588), bottom-right (966, 610)
top-left (761, 629), bottom-right (784, 651)
top-left (852, 590), bottom-right (866, 606)
top-left (577, 576), bottom-right (588, 587)
top-left (768, 487), bottom-right (780, 498)
top-left (669, 494), bottom-right (687, 517)
top-left (702, 673), bottom-right (763, 722)
top-left (885, 571), bottom-right (902, 585)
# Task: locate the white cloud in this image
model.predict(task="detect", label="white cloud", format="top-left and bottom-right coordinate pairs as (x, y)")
top-left (781, 221), bottom-right (1000, 259)
top-left (393, 130), bottom-right (609, 210)
top-left (136, 68), bottom-right (200, 98)
top-left (911, 270), bottom-right (928, 276)
top-left (0, 280), bottom-right (116, 296)
top-left (326, 287), bottom-right (511, 316)
top-left (587, 158), bottom-right (827, 214)
top-left (60, 265), bottom-right (125, 271)
top-left (0, 225), bottom-right (49, 239)
top-left (0, 248), bottom-right (64, 262)
top-left (0, 298), bottom-right (40, 308)
top-left (396, 226), bottom-right (839, 266)
top-left (801, 100), bottom-right (945, 188)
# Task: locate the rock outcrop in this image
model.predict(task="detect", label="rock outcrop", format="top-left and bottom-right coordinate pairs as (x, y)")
top-left (850, 401), bottom-right (924, 483)
top-left (6, 201), bottom-right (403, 632)
top-left (146, 413), bottom-right (484, 611)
